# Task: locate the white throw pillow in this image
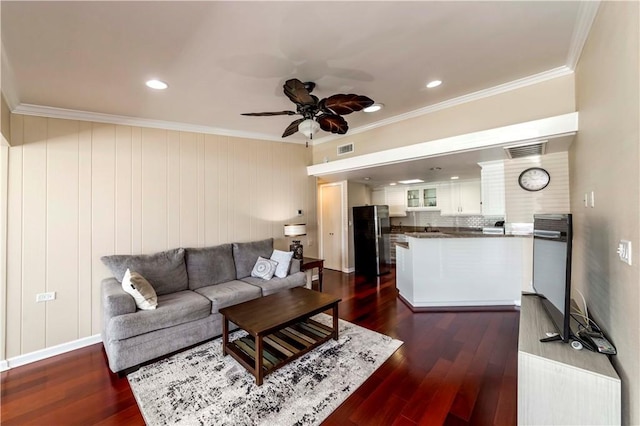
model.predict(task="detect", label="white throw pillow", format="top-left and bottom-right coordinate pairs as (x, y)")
top-left (122, 268), bottom-right (158, 310)
top-left (270, 249), bottom-right (294, 278)
top-left (251, 256), bottom-right (278, 280)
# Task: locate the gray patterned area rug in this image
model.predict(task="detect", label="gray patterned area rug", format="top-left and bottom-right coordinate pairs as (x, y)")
top-left (128, 313), bottom-right (403, 425)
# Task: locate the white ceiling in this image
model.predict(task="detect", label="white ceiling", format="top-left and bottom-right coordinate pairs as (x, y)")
top-left (2, 1), bottom-right (592, 184)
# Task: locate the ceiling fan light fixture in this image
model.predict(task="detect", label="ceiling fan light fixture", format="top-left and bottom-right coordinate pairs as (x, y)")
top-left (364, 103), bottom-right (384, 113)
top-left (298, 119), bottom-right (320, 139)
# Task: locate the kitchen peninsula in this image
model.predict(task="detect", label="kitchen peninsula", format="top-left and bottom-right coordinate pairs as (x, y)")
top-left (396, 231), bottom-right (531, 308)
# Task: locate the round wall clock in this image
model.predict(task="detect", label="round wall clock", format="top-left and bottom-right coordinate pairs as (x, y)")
top-left (518, 167), bottom-right (550, 191)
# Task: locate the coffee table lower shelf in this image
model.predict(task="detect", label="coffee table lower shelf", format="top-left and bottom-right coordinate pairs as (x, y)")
top-left (225, 318), bottom-right (335, 384)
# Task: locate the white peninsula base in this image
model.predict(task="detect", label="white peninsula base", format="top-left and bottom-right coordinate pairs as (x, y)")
top-left (396, 234), bottom-right (530, 308)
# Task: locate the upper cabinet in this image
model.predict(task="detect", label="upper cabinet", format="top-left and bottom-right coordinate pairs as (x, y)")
top-left (372, 186), bottom-right (407, 217)
top-left (440, 180), bottom-right (481, 216)
top-left (406, 185), bottom-right (440, 211)
top-left (386, 187), bottom-right (407, 217)
top-left (479, 161), bottom-right (506, 217)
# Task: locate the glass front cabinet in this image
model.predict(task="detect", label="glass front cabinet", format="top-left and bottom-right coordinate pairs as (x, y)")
top-left (407, 188), bottom-right (421, 208)
top-left (423, 187), bottom-right (437, 207)
top-left (406, 185), bottom-right (439, 210)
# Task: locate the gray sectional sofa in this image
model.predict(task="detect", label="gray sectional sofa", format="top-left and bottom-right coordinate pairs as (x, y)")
top-left (100, 238), bottom-right (306, 373)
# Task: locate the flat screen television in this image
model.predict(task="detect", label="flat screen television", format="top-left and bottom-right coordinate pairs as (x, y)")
top-left (532, 213), bottom-right (573, 342)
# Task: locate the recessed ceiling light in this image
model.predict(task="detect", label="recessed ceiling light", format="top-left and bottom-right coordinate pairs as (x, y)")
top-left (146, 79), bottom-right (168, 90)
top-left (389, 182), bottom-right (397, 186)
top-left (426, 80), bottom-right (442, 89)
top-left (450, 176), bottom-right (459, 180)
top-left (364, 177), bottom-right (371, 181)
top-left (364, 103), bottom-right (384, 113)
top-left (398, 179), bottom-right (424, 184)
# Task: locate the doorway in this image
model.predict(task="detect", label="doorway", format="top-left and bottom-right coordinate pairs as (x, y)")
top-left (319, 182), bottom-right (347, 271)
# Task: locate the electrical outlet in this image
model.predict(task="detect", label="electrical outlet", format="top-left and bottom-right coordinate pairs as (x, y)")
top-left (584, 193), bottom-right (588, 207)
top-left (36, 292), bottom-right (56, 302)
top-left (617, 240), bottom-right (632, 265)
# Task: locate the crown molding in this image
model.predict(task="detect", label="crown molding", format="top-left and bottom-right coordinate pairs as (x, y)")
top-left (10, 65), bottom-right (573, 148)
top-left (311, 66), bottom-right (574, 146)
top-left (11, 104), bottom-right (307, 145)
top-left (566, 1), bottom-right (600, 70)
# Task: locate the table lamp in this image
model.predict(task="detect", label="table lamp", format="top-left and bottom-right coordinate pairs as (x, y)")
top-left (284, 224), bottom-right (306, 260)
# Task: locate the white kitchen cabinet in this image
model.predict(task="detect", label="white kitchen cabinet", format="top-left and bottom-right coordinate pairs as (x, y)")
top-left (479, 161), bottom-right (505, 217)
top-left (440, 180), bottom-right (481, 215)
top-left (371, 187), bottom-right (406, 217)
top-left (386, 187), bottom-right (407, 217)
top-left (406, 185), bottom-right (440, 211)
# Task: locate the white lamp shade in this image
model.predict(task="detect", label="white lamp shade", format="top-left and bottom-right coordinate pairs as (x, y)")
top-left (298, 119), bottom-right (319, 138)
top-left (284, 224), bottom-right (307, 237)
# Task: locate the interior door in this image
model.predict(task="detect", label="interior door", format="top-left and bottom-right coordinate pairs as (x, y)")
top-left (320, 184), bottom-right (343, 271)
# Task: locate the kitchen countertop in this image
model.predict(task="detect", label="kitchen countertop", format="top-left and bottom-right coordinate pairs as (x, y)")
top-left (404, 231), bottom-right (525, 238)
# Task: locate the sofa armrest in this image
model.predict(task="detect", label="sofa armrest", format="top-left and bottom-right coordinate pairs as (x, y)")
top-left (102, 277), bottom-right (136, 319)
top-left (290, 258), bottom-right (301, 274)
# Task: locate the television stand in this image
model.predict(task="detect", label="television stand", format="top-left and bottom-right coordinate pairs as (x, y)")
top-left (518, 294), bottom-right (620, 425)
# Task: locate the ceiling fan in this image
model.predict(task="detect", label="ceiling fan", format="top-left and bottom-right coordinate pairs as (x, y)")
top-left (242, 78), bottom-right (375, 141)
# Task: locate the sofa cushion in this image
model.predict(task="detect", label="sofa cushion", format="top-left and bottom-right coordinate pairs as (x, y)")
top-left (270, 249), bottom-right (294, 278)
top-left (185, 244), bottom-right (236, 290)
top-left (232, 238), bottom-right (273, 279)
top-left (290, 258), bottom-right (301, 274)
top-left (194, 280), bottom-right (262, 314)
top-left (241, 271), bottom-right (306, 296)
top-left (106, 290), bottom-right (211, 340)
top-left (122, 269), bottom-right (158, 310)
top-left (101, 248), bottom-right (188, 296)
top-left (251, 256), bottom-right (278, 280)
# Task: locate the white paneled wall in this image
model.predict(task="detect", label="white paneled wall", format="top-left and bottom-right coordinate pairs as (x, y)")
top-left (504, 152), bottom-right (570, 222)
top-left (5, 115), bottom-right (315, 358)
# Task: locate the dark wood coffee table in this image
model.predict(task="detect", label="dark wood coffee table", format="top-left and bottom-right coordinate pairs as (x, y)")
top-left (219, 287), bottom-right (341, 385)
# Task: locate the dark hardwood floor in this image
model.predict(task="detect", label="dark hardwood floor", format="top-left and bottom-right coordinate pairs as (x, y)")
top-left (0, 268), bottom-right (519, 425)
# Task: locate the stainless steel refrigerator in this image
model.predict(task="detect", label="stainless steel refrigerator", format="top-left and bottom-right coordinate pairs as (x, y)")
top-left (353, 205), bottom-right (390, 276)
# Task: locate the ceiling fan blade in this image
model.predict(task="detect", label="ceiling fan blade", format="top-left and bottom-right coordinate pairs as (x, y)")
top-left (317, 114), bottom-right (348, 134)
top-left (323, 94), bottom-right (374, 115)
top-left (241, 111), bottom-right (297, 116)
top-left (283, 79), bottom-right (316, 106)
top-left (282, 118), bottom-right (305, 138)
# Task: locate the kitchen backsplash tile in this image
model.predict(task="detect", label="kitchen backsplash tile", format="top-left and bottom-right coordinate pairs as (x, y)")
top-left (391, 211), bottom-right (503, 228)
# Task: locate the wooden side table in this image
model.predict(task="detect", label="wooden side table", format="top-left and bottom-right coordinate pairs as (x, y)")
top-left (301, 257), bottom-right (324, 292)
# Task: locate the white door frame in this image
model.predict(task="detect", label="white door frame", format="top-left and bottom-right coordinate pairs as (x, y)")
top-left (318, 181), bottom-right (349, 273)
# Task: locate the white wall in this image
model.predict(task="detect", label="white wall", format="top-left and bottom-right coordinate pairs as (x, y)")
top-left (313, 74), bottom-right (575, 164)
top-left (571, 3), bottom-right (639, 424)
top-left (504, 152), bottom-right (570, 223)
top-left (4, 115), bottom-right (316, 358)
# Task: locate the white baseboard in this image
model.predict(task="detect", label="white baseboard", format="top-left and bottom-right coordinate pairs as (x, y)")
top-left (0, 334), bottom-right (102, 371)
top-left (344, 267), bottom-right (355, 273)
